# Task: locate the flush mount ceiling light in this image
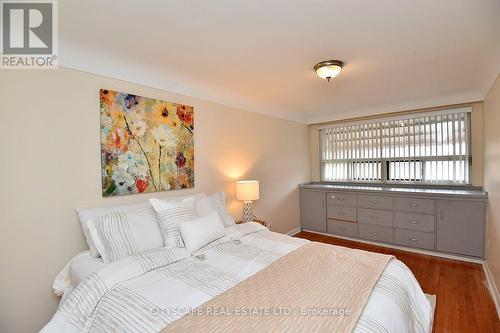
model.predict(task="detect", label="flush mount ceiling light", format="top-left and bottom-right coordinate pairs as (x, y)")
top-left (314, 60), bottom-right (344, 82)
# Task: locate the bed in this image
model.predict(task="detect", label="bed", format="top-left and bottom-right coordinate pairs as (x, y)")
top-left (43, 221), bottom-right (432, 333)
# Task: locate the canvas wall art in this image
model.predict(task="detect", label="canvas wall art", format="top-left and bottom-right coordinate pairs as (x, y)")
top-left (100, 89), bottom-right (194, 196)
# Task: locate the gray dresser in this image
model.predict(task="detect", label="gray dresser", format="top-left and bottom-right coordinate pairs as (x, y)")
top-left (299, 183), bottom-right (487, 259)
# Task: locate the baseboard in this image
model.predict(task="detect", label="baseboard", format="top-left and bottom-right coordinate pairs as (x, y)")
top-left (286, 227), bottom-right (301, 236)
top-left (301, 229), bottom-right (485, 264)
top-left (483, 260), bottom-right (500, 317)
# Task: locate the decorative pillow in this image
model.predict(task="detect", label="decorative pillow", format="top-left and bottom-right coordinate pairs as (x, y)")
top-left (178, 211), bottom-right (226, 254)
top-left (150, 198), bottom-right (198, 248)
top-left (195, 192), bottom-right (235, 227)
top-left (76, 201), bottom-right (149, 257)
top-left (76, 193), bottom-right (206, 257)
top-left (87, 207), bottom-right (164, 263)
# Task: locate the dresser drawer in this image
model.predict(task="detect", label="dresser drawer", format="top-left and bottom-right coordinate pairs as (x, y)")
top-left (327, 192), bottom-right (357, 207)
top-left (327, 205), bottom-right (357, 222)
top-left (395, 229), bottom-right (435, 250)
top-left (394, 212), bottom-right (435, 232)
top-left (327, 219), bottom-right (358, 238)
top-left (358, 194), bottom-right (393, 210)
top-left (395, 197), bottom-right (435, 214)
top-left (358, 208), bottom-right (393, 227)
top-left (359, 224), bottom-right (393, 243)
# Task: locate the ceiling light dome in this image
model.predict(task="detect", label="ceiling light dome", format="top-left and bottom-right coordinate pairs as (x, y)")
top-left (314, 60), bottom-right (344, 82)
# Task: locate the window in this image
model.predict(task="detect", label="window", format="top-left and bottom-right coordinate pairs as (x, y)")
top-left (320, 107), bottom-right (471, 185)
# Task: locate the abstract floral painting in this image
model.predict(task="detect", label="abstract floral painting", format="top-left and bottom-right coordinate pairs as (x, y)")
top-left (100, 89), bottom-right (194, 196)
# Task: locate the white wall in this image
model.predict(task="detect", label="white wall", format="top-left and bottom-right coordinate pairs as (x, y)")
top-left (484, 73), bottom-right (500, 297)
top-left (0, 67), bottom-right (310, 333)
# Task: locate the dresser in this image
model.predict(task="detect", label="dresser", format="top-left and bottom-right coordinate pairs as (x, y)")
top-left (299, 183), bottom-right (487, 259)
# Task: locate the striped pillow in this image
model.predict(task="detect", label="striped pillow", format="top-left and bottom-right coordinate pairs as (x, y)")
top-left (150, 198), bottom-right (198, 248)
top-left (207, 192), bottom-right (235, 227)
top-left (86, 207), bottom-right (164, 263)
top-left (88, 213), bottom-right (139, 262)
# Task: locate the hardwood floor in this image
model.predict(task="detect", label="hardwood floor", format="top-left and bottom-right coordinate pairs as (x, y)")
top-left (294, 231), bottom-right (500, 333)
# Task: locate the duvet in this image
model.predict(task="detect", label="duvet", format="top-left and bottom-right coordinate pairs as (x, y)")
top-left (42, 223), bottom-right (432, 333)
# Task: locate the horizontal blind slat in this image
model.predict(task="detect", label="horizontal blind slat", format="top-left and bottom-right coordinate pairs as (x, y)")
top-left (319, 110), bottom-right (471, 184)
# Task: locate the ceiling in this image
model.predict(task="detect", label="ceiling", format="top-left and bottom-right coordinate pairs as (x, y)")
top-left (60, 0), bottom-right (500, 123)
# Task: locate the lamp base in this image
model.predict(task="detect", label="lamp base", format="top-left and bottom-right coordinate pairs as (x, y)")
top-left (242, 201), bottom-right (254, 223)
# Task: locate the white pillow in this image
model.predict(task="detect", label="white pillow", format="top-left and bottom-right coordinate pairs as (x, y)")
top-left (194, 196), bottom-right (213, 216)
top-left (179, 211), bottom-right (226, 254)
top-left (87, 207), bottom-right (164, 263)
top-left (76, 201), bottom-right (149, 257)
top-left (76, 193), bottom-right (206, 257)
top-left (196, 192), bottom-right (235, 227)
top-left (150, 198), bottom-right (198, 248)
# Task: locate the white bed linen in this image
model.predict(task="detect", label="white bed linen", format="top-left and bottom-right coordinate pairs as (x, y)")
top-left (43, 224), bottom-right (432, 333)
top-left (69, 254), bottom-right (105, 288)
top-left (52, 251), bottom-right (104, 296)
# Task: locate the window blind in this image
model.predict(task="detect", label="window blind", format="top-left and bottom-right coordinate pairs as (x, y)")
top-left (320, 108), bottom-right (471, 185)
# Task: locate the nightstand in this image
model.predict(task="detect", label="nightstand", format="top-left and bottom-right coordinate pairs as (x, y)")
top-left (236, 219), bottom-right (267, 227)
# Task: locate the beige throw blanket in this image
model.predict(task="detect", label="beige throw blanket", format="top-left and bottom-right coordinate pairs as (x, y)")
top-left (162, 242), bottom-right (393, 333)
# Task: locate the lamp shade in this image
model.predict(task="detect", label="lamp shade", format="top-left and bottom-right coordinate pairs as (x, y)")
top-left (236, 180), bottom-right (259, 201)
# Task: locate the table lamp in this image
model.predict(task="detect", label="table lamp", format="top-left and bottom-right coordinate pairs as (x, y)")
top-left (236, 180), bottom-right (259, 223)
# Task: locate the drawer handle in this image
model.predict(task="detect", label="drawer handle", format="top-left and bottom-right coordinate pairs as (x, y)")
top-left (409, 203), bottom-right (418, 207)
top-left (337, 212), bottom-right (346, 216)
top-left (410, 220), bottom-right (418, 224)
top-left (337, 197), bottom-right (345, 201)
top-left (370, 200), bottom-right (378, 204)
top-left (371, 232), bottom-right (378, 236)
top-left (338, 226), bottom-right (345, 230)
top-left (371, 216), bottom-right (379, 220)
top-left (409, 238), bottom-right (418, 242)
